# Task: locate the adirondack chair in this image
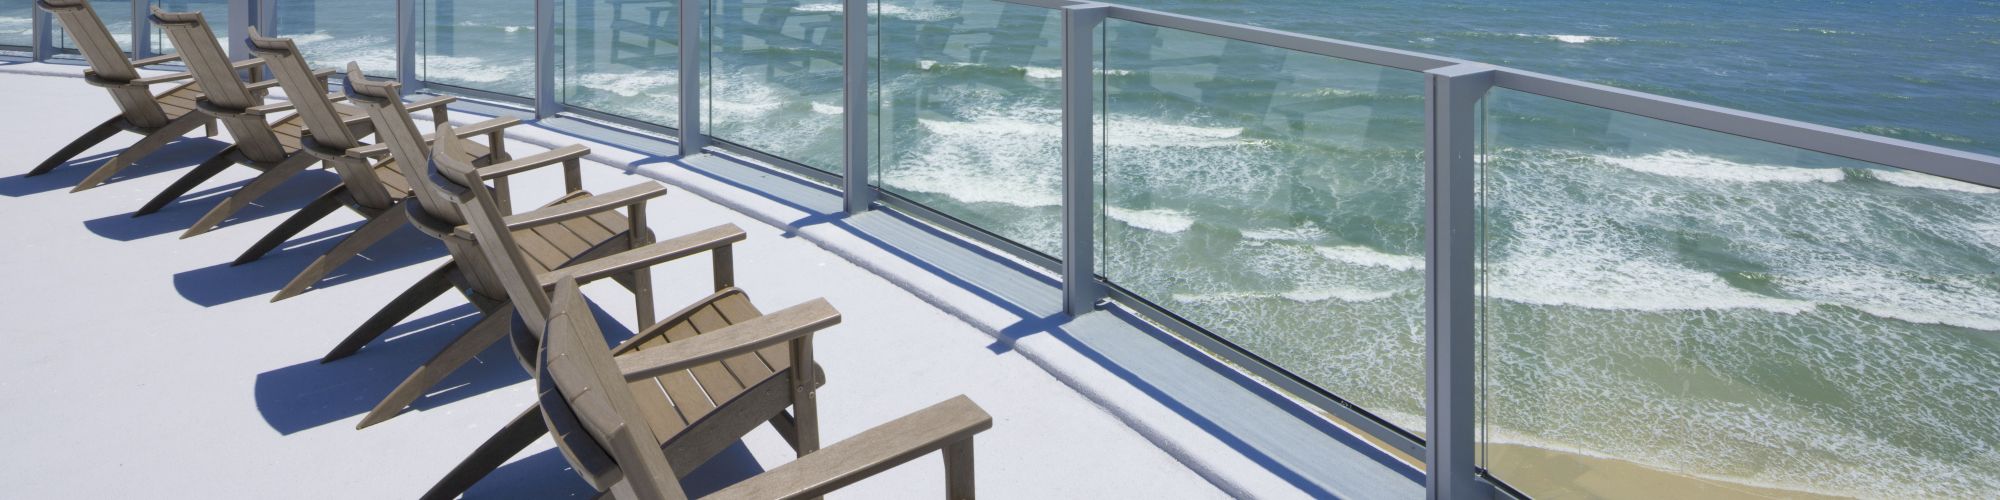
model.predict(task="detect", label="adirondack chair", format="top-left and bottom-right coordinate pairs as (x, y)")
top-left (232, 29), bottom-right (511, 303)
top-left (332, 69), bottom-right (750, 431)
top-left (29, 0), bottom-right (218, 190)
top-left (543, 278), bottom-right (989, 500)
top-left (141, 7), bottom-right (374, 238)
top-left (421, 127), bottom-right (988, 499)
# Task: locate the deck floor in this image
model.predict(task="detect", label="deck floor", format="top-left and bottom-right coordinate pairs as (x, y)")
top-left (0, 64), bottom-right (1230, 498)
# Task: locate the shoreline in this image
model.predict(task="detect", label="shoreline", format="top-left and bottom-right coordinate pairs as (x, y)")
top-left (1484, 443), bottom-right (1853, 500)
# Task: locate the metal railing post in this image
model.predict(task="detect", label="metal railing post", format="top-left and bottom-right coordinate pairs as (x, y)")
top-left (677, 0), bottom-right (706, 155)
top-left (256, 0), bottom-right (275, 40)
top-left (534, 0), bottom-right (557, 117)
top-left (396, 0), bottom-right (419, 90)
top-left (226, 0), bottom-right (253, 60)
top-left (131, 0), bottom-right (151, 59)
top-left (1060, 3), bottom-right (1107, 316)
top-left (1424, 62), bottom-right (1494, 500)
top-left (839, 0), bottom-right (872, 213)
top-left (32, 6), bottom-right (52, 61)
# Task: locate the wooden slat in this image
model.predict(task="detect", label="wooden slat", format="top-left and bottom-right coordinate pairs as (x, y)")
top-left (713, 293), bottom-right (791, 374)
top-left (629, 376), bottom-right (690, 441)
top-left (532, 222), bottom-right (594, 257)
top-left (658, 309), bottom-right (751, 402)
top-left (512, 231), bottom-right (570, 274)
top-left (567, 212), bottom-right (620, 243)
top-left (685, 304), bottom-right (776, 399)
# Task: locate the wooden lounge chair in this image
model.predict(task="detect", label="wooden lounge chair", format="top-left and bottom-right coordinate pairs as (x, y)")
top-left (140, 6), bottom-right (373, 238)
top-left (234, 30), bottom-right (509, 302)
top-left (331, 72), bottom-right (748, 431)
top-left (543, 277), bottom-right (989, 500)
top-left (29, 0), bottom-right (218, 190)
top-left (422, 127), bottom-right (989, 499)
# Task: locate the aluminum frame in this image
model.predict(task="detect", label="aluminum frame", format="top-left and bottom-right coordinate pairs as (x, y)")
top-left (1424, 63), bottom-right (1494, 500)
top-left (1060, 2), bottom-right (1106, 316)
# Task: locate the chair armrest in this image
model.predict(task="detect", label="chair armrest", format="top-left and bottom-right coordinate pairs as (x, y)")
top-left (503, 182), bottom-right (666, 230)
top-left (348, 116), bottom-right (519, 158)
top-left (535, 224), bottom-right (745, 285)
top-left (130, 53), bottom-right (182, 68)
top-left (705, 396), bottom-right (992, 500)
top-left (476, 144), bottom-right (590, 181)
top-left (128, 71), bottom-right (195, 86)
top-left (243, 98), bottom-right (294, 115)
top-left (406, 95), bottom-right (456, 125)
top-left (613, 297), bottom-right (839, 381)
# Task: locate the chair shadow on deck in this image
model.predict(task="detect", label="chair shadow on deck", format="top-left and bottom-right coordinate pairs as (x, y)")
top-left (253, 300), bottom-right (637, 435)
top-left (465, 441), bottom-right (765, 499)
top-left (0, 138), bottom-right (228, 198)
top-left (81, 168), bottom-right (341, 241)
top-left (170, 223), bottom-right (446, 306)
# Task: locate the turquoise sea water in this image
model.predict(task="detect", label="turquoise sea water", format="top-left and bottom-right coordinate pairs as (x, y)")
top-left (17, 0), bottom-right (2000, 496)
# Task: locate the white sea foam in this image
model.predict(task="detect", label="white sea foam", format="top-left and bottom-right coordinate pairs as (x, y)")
top-left (810, 101), bottom-right (841, 115)
top-left (1492, 254), bottom-right (1817, 314)
top-left (1171, 286), bottom-right (1395, 305)
top-left (1872, 169), bottom-right (2000, 194)
top-left (1778, 271), bottom-right (2000, 331)
top-left (576, 72), bottom-right (675, 97)
top-left (286, 31), bottom-right (336, 45)
top-left (1314, 245), bottom-right (1422, 271)
top-left (1518, 33), bottom-right (1618, 44)
top-left (1017, 65), bottom-right (1131, 79)
top-left (1107, 207), bottom-right (1195, 233)
top-left (1597, 150), bottom-right (1845, 183)
top-left (1241, 222), bottom-right (1327, 242)
top-left (796, 3), bottom-right (954, 22)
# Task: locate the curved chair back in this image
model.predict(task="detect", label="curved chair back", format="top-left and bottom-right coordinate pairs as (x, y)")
top-left (345, 65), bottom-right (465, 224)
top-left (538, 278), bottom-right (688, 499)
top-left (36, 0), bottom-right (171, 128)
top-left (244, 28), bottom-right (395, 208)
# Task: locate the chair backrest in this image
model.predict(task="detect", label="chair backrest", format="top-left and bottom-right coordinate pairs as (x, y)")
top-left (345, 65), bottom-right (462, 224)
top-left (539, 278), bottom-right (688, 499)
top-left (245, 28), bottom-right (395, 208)
top-left (434, 129), bottom-right (687, 498)
top-left (36, 0), bottom-right (171, 128)
top-left (149, 8), bottom-right (256, 109)
top-left (151, 7), bottom-right (290, 161)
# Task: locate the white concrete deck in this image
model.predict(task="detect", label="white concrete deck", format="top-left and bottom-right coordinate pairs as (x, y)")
top-left (0, 65), bottom-right (1237, 498)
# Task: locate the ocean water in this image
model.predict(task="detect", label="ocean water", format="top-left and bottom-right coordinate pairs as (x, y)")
top-left (42, 0), bottom-right (2000, 496)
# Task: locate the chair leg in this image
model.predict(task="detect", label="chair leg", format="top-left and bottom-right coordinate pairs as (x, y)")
top-left (182, 153), bottom-right (319, 238)
top-left (418, 405), bottom-right (549, 500)
top-left (71, 114), bottom-right (207, 192)
top-left (29, 117), bottom-right (121, 177)
top-left (356, 307), bottom-right (513, 429)
top-left (945, 440), bottom-right (976, 500)
top-left (270, 205), bottom-right (409, 302)
top-left (235, 186), bottom-right (347, 266)
top-left (134, 146), bottom-right (238, 217)
top-left (323, 262), bottom-right (456, 363)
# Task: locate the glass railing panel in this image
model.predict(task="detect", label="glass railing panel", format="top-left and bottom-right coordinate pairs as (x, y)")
top-left (1098, 18), bottom-right (1430, 434)
top-left (420, 0), bottom-right (535, 97)
top-left (705, 0), bottom-right (842, 173)
top-left (558, 0), bottom-right (679, 127)
top-left (150, 0), bottom-right (226, 55)
top-left (272, 0), bottom-right (397, 76)
top-left (52, 0), bottom-right (133, 53)
top-left (0, 0), bottom-right (32, 48)
top-left (1476, 87), bottom-right (2000, 499)
top-left (871, 0), bottom-right (1063, 255)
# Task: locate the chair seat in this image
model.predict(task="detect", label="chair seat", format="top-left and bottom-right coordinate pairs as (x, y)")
top-left (155, 81), bottom-right (204, 120)
top-left (275, 103), bottom-right (370, 153)
top-left (370, 140), bottom-right (493, 197)
top-left (613, 289), bottom-right (815, 444)
top-left (509, 190), bottom-right (639, 277)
